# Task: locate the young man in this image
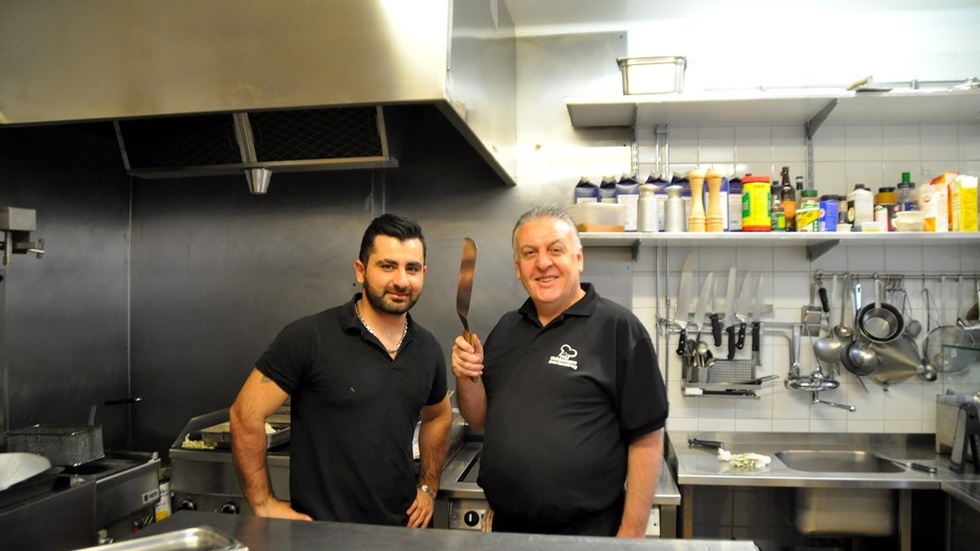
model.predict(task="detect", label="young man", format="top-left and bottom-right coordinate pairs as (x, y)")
top-left (451, 206), bottom-right (668, 537)
top-left (231, 213), bottom-right (452, 527)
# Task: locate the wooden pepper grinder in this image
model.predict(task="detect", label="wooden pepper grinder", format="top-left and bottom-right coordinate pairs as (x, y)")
top-left (687, 168), bottom-right (706, 232)
top-left (705, 168), bottom-right (724, 232)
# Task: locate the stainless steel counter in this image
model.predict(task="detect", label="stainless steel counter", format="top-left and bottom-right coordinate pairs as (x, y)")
top-left (670, 431), bottom-right (947, 490)
top-left (125, 511), bottom-right (760, 550)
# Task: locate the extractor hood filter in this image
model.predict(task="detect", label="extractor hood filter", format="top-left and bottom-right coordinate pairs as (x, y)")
top-left (114, 106), bottom-right (398, 180)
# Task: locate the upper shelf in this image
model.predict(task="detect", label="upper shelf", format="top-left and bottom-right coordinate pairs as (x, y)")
top-left (566, 88), bottom-right (980, 128)
top-left (580, 231), bottom-right (980, 260)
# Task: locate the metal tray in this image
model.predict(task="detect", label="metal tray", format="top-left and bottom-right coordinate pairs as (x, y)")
top-left (75, 525), bottom-right (247, 550)
top-left (197, 422), bottom-right (290, 449)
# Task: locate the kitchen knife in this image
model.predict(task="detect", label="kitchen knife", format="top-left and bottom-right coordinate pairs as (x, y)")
top-left (720, 267), bottom-right (737, 359)
top-left (456, 237), bottom-right (479, 382)
top-left (709, 268), bottom-right (729, 347)
top-left (751, 273), bottom-right (765, 368)
top-left (674, 252), bottom-right (695, 356)
top-left (734, 270), bottom-right (753, 351)
top-left (692, 272), bottom-right (714, 338)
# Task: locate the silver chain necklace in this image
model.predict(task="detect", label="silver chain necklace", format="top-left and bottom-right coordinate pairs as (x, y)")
top-left (355, 301), bottom-right (408, 355)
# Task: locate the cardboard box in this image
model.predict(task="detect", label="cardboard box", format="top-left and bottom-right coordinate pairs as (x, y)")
top-left (950, 174), bottom-right (978, 232)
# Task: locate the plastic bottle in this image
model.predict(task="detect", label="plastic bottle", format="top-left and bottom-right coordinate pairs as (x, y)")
top-left (796, 189), bottom-right (820, 232)
top-left (664, 185), bottom-right (685, 232)
top-left (728, 177), bottom-right (742, 232)
top-left (846, 184), bottom-right (874, 228)
top-left (818, 194), bottom-right (839, 232)
top-left (637, 183), bottom-right (658, 232)
top-left (897, 172), bottom-right (917, 212)
top-left (770, 182), bottom-right (785, 232)
top-left (780, 166), bottom-right (796, 232)
top-left (741, 175), bottom-right (771, 232)
top-left (875, 186), bottom-right (897, 206)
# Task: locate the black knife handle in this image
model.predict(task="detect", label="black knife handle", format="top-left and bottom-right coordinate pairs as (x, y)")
top-left (675, 328), bottom-right (687, 356)
top-left (726, 326), bottom-right (737, 360)
top-left (710, 314), bottom-right (723, 346)
top-left (751, 322), bottom-right (761, 352)
top-left (818, 285), bottom-right (830, 313)
top-left (736, 322), bottom-right (747, 349)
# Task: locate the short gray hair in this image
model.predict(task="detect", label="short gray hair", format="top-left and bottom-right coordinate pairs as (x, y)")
top-left (511, 206), bottom-right (581, 259)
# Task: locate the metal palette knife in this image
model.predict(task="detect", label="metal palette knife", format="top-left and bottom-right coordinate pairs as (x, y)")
top-left (456, 237), bottom-right (479, 382)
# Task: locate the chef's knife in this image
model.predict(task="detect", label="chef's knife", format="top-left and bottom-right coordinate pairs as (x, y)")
top-left (720, 267), bottom-right (737, 359)
top-left (692, 272), bottom-right (714, 338)
top-left (734, 270), bottom-right (753, 351)
top-left (674, 252), bottom-right (695, 356)
top-left (709, 268), bottom-right (731, 347)
top-left (751, 273), bottom-right (765, 368)
top-left (456, 237), bottom-right (478, 382)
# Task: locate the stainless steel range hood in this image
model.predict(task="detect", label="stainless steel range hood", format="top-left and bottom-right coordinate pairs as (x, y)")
top-left (0, 0), bottom-right (517, 189)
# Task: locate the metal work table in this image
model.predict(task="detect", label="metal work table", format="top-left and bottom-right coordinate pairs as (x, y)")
top-left (126, 511), bottom-right (759, 550)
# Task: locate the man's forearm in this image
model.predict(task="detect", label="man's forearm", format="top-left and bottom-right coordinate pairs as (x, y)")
top-left (417, 402), bottom-right (452, 489)
top-left (618, 429), bottom-right (664, 538)
top-left (231, 416), bottom-right (276, 509)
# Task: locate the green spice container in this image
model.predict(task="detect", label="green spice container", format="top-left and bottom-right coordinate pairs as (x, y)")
top-left (796, 189), bottom-right (820, 232)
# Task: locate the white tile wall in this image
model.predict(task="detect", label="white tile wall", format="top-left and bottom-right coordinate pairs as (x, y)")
top-left (633, 121), bottom-right (980, 435)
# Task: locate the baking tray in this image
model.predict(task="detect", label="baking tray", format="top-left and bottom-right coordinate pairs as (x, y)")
top-left (74, 525), bottom-right (247, 550)
top-left (196, 422), bottom-right (290, 449)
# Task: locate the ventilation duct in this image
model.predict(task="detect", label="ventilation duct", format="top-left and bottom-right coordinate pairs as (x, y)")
top-left (113, 106), bottom-right (399, 193)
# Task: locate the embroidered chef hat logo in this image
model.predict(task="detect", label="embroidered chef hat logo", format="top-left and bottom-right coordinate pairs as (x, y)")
top-left (549, 344), bottom-right (579, 370)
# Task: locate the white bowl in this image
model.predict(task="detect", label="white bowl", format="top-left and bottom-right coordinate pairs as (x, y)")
top-left (893, 210), bottom-right (925, 232)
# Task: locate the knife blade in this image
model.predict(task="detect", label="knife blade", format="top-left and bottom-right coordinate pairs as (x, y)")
top-left (734, 270), bottom-right (753, 351)
top-left (709, 268), bottom-right (727, 347)
top-left (692, 272), bottom-right (714, 337)
top-left (456, 237), bottom-right (478, 382)
top-left (674, 252), bottom-right (695, 356)
top-left (751, 273), bottom-right (765, 368)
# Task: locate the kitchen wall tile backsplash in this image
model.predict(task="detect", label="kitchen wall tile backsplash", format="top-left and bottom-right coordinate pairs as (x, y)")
top-left (631, 120), bottom-right (980, 434)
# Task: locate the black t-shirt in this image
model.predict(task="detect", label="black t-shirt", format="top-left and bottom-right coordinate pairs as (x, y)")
top-left (256, 295), bottom-right (447, 525)
top-left (478, 283), bottom-right (668, 525)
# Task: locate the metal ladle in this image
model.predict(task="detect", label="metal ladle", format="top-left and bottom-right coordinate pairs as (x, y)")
top-left (813, 276), bottom-right (848, 365)
top-left (845, 282), bottom-right (879, 375)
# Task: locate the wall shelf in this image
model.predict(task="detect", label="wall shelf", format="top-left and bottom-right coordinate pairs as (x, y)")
top-left (580, 231), bottom-right (980, 261)
top-left (566, 88), bottom-right (980, 129)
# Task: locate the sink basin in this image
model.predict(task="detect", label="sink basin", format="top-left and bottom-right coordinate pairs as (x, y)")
top-left (775, 449), bottom-right (904, 473)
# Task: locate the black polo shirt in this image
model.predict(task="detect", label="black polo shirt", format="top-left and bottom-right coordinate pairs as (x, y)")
top-left (256, 294), bottom-right (447, 525)
top-left (478, 283), bottom-right (668, 525)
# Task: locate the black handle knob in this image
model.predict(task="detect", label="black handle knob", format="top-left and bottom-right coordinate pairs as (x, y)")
top-left (726, 326), bottom-right (737, 360)
top-left (177, 499), bottom-right (197, 511)
top-left (710, 314), bottom-right (723, 346)
top-left (818, 286), bottom-right (830, 312)
top-left (219, 501), bottom-right (240, 515)
top-left (463, 511), bottom-right (481, 527)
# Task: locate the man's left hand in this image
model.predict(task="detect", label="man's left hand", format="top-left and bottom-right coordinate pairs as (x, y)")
top-left (405, 487), bottom-right (434, 528)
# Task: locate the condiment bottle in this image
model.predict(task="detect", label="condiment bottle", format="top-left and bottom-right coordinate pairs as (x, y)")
top-left (846, 183), bottom-right (874, 228)
top-left (741, 175), bottom-right (771, 232)
top-left (770, 182), bottom-right (785, 232)
top-left (664, 185), bottom-right (685, 232)
top-left (796, 189), bottom-right (820, 232)
top-left (728, 177), bottom-right (742, 232)
top-left (876, 186), bottom-right (897, 206)
top-left (637, 183), bottom-right (658, 232)
top-left (780, 166), bottom-right (796, 232)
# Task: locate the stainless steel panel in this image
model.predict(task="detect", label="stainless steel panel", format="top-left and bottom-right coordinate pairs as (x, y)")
top-left (0, 0), bottom-right (451, 123)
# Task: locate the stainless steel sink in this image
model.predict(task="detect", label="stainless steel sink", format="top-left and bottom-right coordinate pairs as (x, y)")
top-left (775, 449), bottom-right (904, 473)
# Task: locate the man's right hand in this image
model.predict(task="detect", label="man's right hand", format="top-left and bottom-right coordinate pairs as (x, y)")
top-left (451, 333), bottom-right (484, 381)
top-left (253, 499), bottom-right (313, 521)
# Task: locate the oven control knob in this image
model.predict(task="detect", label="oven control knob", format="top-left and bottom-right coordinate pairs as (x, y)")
top-left (176, 499), bottom-right (197, 511)
top-left (463, 510), bottom-right (481, 527)
top-left (219, 501), bottom-right (240, 515)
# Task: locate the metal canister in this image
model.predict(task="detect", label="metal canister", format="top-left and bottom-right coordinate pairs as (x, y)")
top-left (740, 175), bottom-right (771, 232)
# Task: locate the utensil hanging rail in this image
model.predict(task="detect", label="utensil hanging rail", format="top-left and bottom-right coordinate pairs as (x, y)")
top-left (813, 271), bottom-right (977, 283)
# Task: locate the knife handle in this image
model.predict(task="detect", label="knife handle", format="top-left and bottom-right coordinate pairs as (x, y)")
top-left (736, 322), bottom-right (746, 350)
top-left (726, 326), bottom-right (737, 360)
top-left (751, 322), bottom-right (761, 352)
top-left (818, 285), bottom-right (830, 313)
top-left (675, 328), bottom-right (687, 356)
top-left (463, 329), bottom-right (479, 383)
top-left (710, 314), bottom-right (723, 347)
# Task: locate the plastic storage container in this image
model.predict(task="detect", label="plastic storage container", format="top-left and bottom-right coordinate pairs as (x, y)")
top-left (566, 202), bottom-right (627, 232)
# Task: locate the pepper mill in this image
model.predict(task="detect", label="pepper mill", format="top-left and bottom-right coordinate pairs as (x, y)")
top-left (687, 169), bottom-right (706, 232)
top-left (705, 168), bottom-right (724, 232)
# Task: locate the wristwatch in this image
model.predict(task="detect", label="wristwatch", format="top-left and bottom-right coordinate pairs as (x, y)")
top-left (417, 483), bottom-right (436, 499)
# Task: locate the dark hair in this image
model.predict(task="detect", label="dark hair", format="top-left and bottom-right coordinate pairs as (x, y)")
top-left (511, 206), bottom-right (580, 259)
top-left (359, 213), bottom-right (427, 265)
